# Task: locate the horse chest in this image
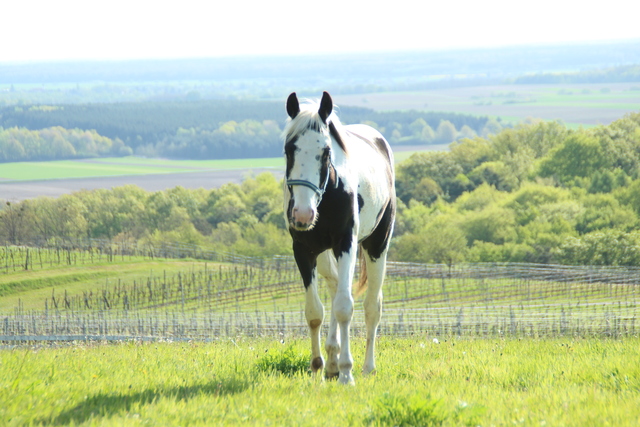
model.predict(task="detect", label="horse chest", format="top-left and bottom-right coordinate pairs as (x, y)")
top-left (292, 190), bottom-right (354, 247)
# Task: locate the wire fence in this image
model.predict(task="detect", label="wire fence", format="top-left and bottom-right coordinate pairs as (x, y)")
top-left (1, 239), bottom-right (639, 342)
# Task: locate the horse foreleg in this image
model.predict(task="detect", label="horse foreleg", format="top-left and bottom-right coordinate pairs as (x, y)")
top-left (333, 242), bottom-right (357, 385)
top-left (324, 288), bottom-right (340, 379)
top-left (305, 279), bottom-right (324, 374)
top-left (318, 251), bottom-right (340, 380)
top-left (294, 243), bottom-right (324, 375)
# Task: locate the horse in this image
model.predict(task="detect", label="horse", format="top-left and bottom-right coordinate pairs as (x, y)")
top-left (282, 91), bottom-right (396, 384)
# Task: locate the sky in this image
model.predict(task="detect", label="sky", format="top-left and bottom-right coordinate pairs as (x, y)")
top-left (2, 0), bottom-right (639, 63)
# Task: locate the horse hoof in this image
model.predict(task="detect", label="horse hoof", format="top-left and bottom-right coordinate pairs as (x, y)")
top-left (311, 356), bottom-right (324, 373)
top-left (325, 371), bottom-right (339, 381)
top-left (339, 373), bottom-right (355, 386)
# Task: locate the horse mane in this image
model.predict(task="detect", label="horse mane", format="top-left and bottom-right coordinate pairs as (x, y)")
top-left (283, 99), bottom-right (347, 153)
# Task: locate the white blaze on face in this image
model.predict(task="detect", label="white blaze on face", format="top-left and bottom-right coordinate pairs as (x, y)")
top-left (290, 187), bottom-right (318, 229)
top-left (287, 132), bottom-right (327, 230)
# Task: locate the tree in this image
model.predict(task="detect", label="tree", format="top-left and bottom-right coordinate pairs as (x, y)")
top-left (449, 137), bottom-right (494, 173)
top-left (491, 120), bottom-right (569, 158)
top-left (422, 220), bottom-right (468, 264)
top-left (435, 120), bottom-right (457, 144)
top-left (458, 125), bottom-right (477, 140)
top-left (409, 118), bottom-right (435, 143)
top-left (480, 118), bottom-right (502, 137)
top-left (396, 151), bottom-right (466, 202)
top-left (468, 161), bottom-right (518, 191)
top-left (460, 206), bottom-right (517, 245)
top-left (575, 193), bottom-right (638, 234)
top-left (554, 230), bottom-right (640, 265)
top-left (537, 134), bottom-right (610, 183)
top-left (0, 201), bottom-right (29, 244)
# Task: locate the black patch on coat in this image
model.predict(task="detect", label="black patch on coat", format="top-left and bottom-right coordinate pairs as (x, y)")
top-left (329, 122), bottom-right (347, 154)
top-left (284, 138), bottom-right (298, 178)
top-left (372, 137), bottom-right (393, 163)
top-left (293, 241), bottom-right (316, 288)
top-left (289, 176), bottom-right (356, 288)
top-left (318, 147), bottom-right (331, 191)
top-left (357, 193), bottom-right (364, 212)
top-left (361, 198), bottom-right (396, 261)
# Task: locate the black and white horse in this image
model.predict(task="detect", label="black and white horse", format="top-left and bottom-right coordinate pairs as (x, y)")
top-left (283, 91), bottom-right (396, 384)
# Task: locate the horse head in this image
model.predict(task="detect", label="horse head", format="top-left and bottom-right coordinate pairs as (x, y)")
top-left (283, 91), bottom-right (335, 231)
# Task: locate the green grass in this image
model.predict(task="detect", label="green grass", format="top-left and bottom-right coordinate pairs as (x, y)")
top-left (1, 337), bottom-right (639, 426)
top-left (0, 152), bottom-right (422, 182)
top-left (0, 160), bottom-right (193, 181)
top-left (88, 157), bottom-right (284, 169)
top-left (0, 156), bottom-right (284, 181)
top-left (2, 249), bottom-right (639, 424)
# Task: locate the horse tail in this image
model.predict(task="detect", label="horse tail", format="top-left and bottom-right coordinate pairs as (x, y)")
top-left (354, 245), bottom-right (368, 297)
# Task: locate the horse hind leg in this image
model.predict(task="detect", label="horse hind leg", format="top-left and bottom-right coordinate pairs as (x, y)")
top-left (361, 199), bottom-right (395, 376)
top-left (361, 249), bottom-right (388, 376)
top-left (317, 250), bottom-right (340, 380)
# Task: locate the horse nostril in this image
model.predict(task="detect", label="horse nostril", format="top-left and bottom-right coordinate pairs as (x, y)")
top-left (291, 206), bottom-right (315, 226)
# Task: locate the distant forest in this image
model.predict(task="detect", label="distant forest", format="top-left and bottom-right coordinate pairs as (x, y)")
top-left (0, 101), bottom-right (496, 161)
top-left (1, 41), bottom-right (639, 106)
top-left (514, 64), bottom-right (640, 84)
top-left (1, 41), bottom-right (638, 161)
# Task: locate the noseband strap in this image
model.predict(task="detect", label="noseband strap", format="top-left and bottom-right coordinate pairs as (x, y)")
top-left (286, 179), bottom-right (325, 197)
top-left (286, 163), bottom-right (332, 200)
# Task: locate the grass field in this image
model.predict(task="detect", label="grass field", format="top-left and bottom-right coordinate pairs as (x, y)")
top-left (2, 337), bottom-right (639, 426)
top-left (0, 150), bottom-right (421, 184)
top-left (0, 157), bottom-right (283, 182)
top-left (2, 246), bottom-right (640, 424)
top-left (335, 83), bottom-right (640, 127)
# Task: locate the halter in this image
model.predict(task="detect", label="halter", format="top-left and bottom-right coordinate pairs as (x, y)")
top-left (286, 161), bottom-right (333, 202)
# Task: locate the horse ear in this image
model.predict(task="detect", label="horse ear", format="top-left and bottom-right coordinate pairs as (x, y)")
top-left (286, 92), bottom-right (300, 119)
top-left (318, 91), bottom-right (333, 123)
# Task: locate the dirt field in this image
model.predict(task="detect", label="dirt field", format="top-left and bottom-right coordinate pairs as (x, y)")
top-left (0, 168), bottom-right (284, 202)
top-left (0, 145), bottom-right (437, 202)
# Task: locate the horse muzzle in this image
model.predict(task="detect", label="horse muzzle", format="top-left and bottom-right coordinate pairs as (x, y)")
top-left (289, 205), bottom-right (317, 231)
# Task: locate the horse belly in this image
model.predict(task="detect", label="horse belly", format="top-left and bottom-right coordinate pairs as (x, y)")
top-left (356, 182), bottom-right (392, 242)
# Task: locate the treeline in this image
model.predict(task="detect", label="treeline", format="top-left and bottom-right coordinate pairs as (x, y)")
top-left (514, 64), bottom-right (640, 85)
top-left (393, 112), bottom-right (640, 265)
top-left (0, 126), bottom-right (131, 162)
top-left (0, 101), bottom-right (493, 160)
top-left (0, 101), bottom-right (282, 148)
top-left (0, 174), bottom-right (290, 257)
top-left (3, 112), bottom-right (640, 266)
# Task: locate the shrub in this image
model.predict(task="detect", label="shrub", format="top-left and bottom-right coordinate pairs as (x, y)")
top-left (365, 393), bottom-right (447, 426)
top-left (254, 346), bottom-right (309, 377)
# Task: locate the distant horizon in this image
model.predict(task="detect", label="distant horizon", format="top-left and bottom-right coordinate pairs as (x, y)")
top-left (2, 38), bottom-right (639, 67)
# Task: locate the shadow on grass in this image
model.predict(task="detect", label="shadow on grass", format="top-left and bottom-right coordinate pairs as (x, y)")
top-left (39, 375), bottom-right (250, 425)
